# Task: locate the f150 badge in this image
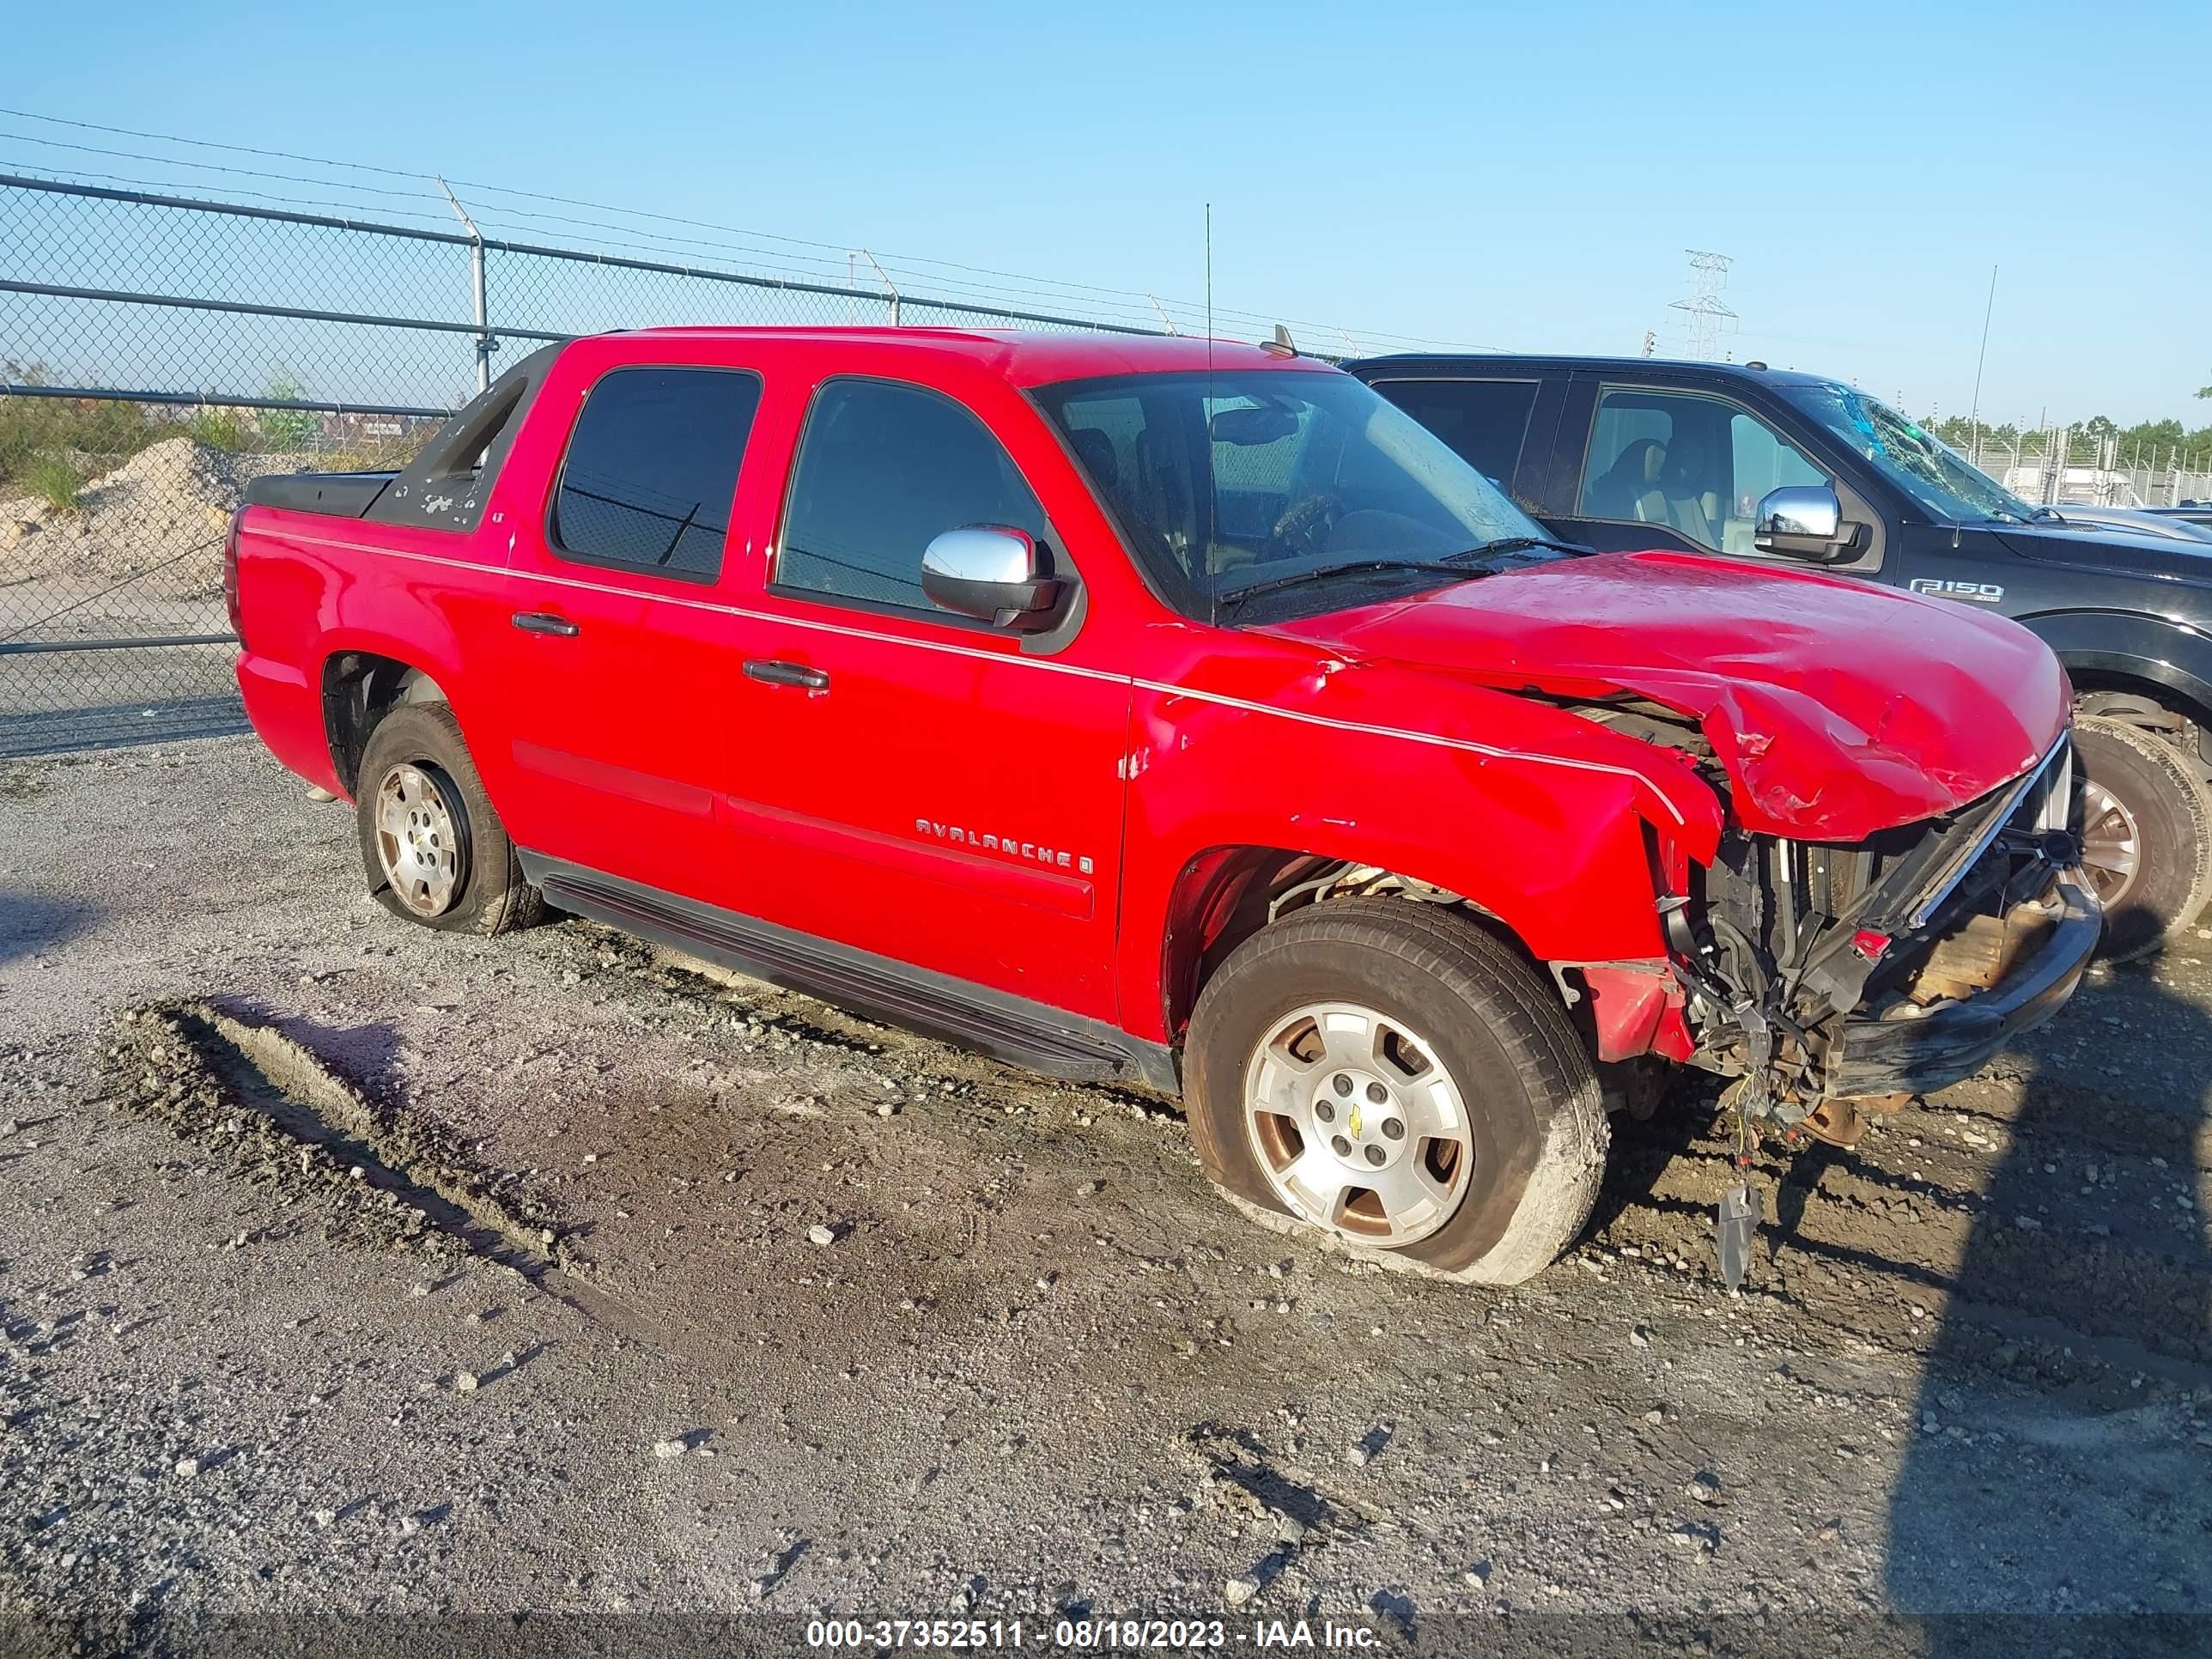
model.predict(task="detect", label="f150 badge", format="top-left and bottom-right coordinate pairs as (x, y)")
top-left (1909, 578), bottom-right (2005, 604)
top-left (915, 818), bottom-right (1094, 876)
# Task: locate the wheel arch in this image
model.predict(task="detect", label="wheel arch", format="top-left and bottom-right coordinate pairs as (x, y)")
top-left (1113, 677), bottom-right (1713, 1046)
top-left (1150, 842), bottom-right (1589, 1049)
top-left (2017, 608), bottom-right (2212, 738)
top-left (320, 647), bottom-right (456, 798)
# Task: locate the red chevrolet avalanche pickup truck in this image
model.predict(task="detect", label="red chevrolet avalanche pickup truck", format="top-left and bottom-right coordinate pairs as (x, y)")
top-left (228, 328), bottom-right (2098, 1285)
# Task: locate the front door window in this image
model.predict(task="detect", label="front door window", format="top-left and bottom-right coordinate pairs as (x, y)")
top-left (777, 379), bottom-right (1048, 614)
top-left (1578, 387), bottom-right (1829, 553)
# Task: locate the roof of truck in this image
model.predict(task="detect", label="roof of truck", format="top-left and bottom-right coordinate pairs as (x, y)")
top-left (1342, 350), bottom-right (1837, 389)
top-left (609, 325), bottom-right (1329, 387)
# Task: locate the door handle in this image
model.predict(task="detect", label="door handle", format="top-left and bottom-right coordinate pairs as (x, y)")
top-left (743, 659), bottom-right (830, 690)
top-left (511, 611), bottom-right (580, 638)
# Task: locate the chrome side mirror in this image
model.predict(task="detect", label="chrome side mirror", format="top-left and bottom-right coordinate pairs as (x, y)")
top-left (921, 526), bottom-right (1066, 631)
top-left (1754, 484), bottom-right (1865, 563)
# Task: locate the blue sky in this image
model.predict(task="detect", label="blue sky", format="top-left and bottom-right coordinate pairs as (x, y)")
top-left (6, 0), bottom-right (2208, 424)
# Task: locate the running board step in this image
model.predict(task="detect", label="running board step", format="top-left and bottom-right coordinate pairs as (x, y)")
top-left (523, 855), bottom-right (1175, 1091)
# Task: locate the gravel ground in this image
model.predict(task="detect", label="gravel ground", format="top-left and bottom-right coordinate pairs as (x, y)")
top-left (1, 737), bottom-right (2209, 1656)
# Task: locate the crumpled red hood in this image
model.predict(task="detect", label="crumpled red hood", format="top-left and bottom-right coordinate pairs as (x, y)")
top-left (1262, 550), bottom-right (2068, 841)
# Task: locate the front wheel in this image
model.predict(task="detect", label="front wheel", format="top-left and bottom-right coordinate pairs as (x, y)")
top-left (2072, 714), bottom-right (2212, 962)
top-left (1184, 897), bottom-right (1608, 1286)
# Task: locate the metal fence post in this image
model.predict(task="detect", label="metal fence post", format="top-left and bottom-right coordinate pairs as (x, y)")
top-left (438, 177), bottom-right (494, 393)
top-left (862, 251), bottom-right (901, 327)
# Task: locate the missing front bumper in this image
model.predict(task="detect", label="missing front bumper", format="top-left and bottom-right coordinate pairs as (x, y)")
top-left (1826, 870), bottom-right (2101, 1099)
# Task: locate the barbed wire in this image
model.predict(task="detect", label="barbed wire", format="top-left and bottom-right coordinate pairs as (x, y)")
top-left (0, 107), bottom-right (1499, 356)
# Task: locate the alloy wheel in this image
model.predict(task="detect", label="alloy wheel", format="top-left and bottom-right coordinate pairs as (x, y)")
top-left (1243, 1001), bottom-right (1474, 1247)
top-left (2078, 777), bottom-right (2141, 909)
top-left (373, 762), bottom-right (463, 916)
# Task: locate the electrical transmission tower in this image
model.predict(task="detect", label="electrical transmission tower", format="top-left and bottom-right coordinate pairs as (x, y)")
top-left (1669, 250), bottom-right (1736, 361)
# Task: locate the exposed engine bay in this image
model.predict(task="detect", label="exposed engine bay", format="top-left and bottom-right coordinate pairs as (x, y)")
top-left (1581, 698), bottom-right (2087, 1133)
top-left (1253, 696), bottom-right (2092, 1147)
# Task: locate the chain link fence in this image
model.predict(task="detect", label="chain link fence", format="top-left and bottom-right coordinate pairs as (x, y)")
top-left (1948, 430), bottom-right (2212, 510)
top-left (14, 167), bottom-right (2205, 758)
top-left (0, 174), bottom-right (1168, 757)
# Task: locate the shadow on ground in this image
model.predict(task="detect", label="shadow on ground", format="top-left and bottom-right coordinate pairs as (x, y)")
top-left (1887, 957), bottom-right (2211, 1629)
top-left (0, 694), bottom-right (248, 759)
top-left (0, 888), bottom-right (98, 967)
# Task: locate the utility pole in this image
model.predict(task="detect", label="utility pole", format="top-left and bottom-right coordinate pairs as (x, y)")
top-left (1668, 251), bottom-right (1735, 362)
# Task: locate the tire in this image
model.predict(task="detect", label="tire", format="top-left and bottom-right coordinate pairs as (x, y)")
top-left (2072, 714), bottom-right (2212, 962)
top-left (354, 702), bottom-right (544, 936)
top-left (1185, 896), bottom-right (1607, 1286)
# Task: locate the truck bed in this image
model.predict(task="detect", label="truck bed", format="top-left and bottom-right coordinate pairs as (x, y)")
top-left (242, 471), bottom-right (398, 520)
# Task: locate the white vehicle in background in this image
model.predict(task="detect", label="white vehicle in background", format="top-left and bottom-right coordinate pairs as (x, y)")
top-left (2046, 502), bottom-right (2212, 544)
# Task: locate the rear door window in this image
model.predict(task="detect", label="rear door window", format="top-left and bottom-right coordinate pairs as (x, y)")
top-left (549, 366), bottom-right (763, 581)
top-left (777, 379), bottom-right (1048, 614)
top-left (1366, 379), bottom-right (1540, 495)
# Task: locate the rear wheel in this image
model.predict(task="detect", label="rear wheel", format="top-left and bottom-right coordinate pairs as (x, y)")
top-left (1185, 897), bottom-right (1607, 1285)
top-left (355, 702), bottom-right (544, 935)
top-left (2072, 714), bottom-right (2212, 962)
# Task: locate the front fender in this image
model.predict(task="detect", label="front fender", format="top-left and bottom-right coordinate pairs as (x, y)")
top-left (2017, 608), bottom-right (2212, 726)
top-left (1114, 677), bottom-right (1721, 1043)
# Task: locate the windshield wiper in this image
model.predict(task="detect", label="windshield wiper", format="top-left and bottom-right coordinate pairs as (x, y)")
top-left (1216, 559), bottom-right (1492, 610)
top-left (1446, 534), bottom-right (1592, 563)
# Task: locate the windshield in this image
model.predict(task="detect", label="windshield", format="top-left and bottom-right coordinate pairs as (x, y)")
top-left (1784, 381), bottom-right (2040, 525)
top-left (1030, 369), bottom-right (1550, 615)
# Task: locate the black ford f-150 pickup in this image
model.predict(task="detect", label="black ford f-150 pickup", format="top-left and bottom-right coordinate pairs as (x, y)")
top-left (1346, 354), bottom-right (2212, 959)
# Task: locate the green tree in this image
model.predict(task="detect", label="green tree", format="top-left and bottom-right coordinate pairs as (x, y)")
top-left (257, 370), bottom-right (320, 452)
top-left (2118, 419), bottom-right (2185, 465)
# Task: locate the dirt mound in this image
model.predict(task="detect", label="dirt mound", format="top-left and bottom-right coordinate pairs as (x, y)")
top-left (0, 438), bottom-right (302, 595)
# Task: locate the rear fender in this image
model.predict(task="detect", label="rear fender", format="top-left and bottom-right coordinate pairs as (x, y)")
top-left (318, 623), bottom-right (473, 768)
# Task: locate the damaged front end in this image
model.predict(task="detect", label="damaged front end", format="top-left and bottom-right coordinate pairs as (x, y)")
top-left (1595, 704), bottom-right (2100, 1139)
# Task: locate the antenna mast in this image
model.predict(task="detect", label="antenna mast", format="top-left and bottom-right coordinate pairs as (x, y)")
top-left (1204, 204), bottom-right (1213, 350)
top-left (1968, 264), bottom-right (1998, 455)
top-left (1205, 204), bottom-right (1216, 626)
